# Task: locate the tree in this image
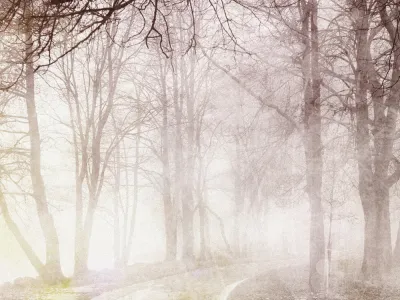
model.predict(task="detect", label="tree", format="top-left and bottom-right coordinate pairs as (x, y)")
top-left (53, 19), bottom-right (139, 274)
top-left (345, 0), bottom-right (400, 280)
top-left (201, 0), bottom-right (326, 293)
top-left (0, 5), bottom-right (65, 283)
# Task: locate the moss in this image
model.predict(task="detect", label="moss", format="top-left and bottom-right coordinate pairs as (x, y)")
top-left (60, 278), bottom-right (72, 289)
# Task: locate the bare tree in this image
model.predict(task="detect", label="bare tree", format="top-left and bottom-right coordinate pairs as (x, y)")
top-left (0, 5), bottom-right (65, 283)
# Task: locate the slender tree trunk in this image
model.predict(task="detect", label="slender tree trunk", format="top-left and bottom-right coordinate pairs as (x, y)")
top-left (113, 142), bottom-right (121, 268)
top-left (196, 122), bottom-right (207, 260)
top-left (197, 138), bottom-right (207, 260)
top-left (198, 192), bottom-right (207, 260)
top-left (124, 107), bottom-right (141, 265)
top-left (121, 139), bottom-right (130, 265)
top-left (196, 151), bottom-right (207, 260)
top-left (24, 17), bottom-right (64, 283)
top-left (74, 180), bottom-right (86, 275)
top-left (172, 54), bottom-right (182, 260)
top-left (394, 220), bottom-right (400, 266)
top-left (326, 205), bottom-right (333, 294)
top-left (68, 87), bottom-right (89, 276)
top-left (181, 52), bottom-right (195, 260)
top-left (162, 97), bottom-right (176, 261)
top-left (160, 60), bottom-right (177, 261)
top-left (204, 186), bottom-right (211, 256)
top-left (233, 133), bottom-right (243, 257)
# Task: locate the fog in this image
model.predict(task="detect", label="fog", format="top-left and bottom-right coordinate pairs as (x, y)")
top-left (0, 0), bottom-right (400, 299)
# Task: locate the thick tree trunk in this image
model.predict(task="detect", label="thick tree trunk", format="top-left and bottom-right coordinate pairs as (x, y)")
top-left (24, 19), bottom-right (64, 283)
top-left (368, 45), bottom-right (394, 275)
top-left (74, 161), bottom-right (100, 275)
top-left (375, 191), bottom-right (392, 273)
top-left (301, 0), bottom-right (325, 296)
top-left (361, 204), bottom-right (379, 278)
top-left (353, 0), bottom-right (400, 280)
top-left (378, 2), bottom-right (400, 271)
top-left (75, 204), bottom-right (96, 275)
top-left (353, 0), bottom-right (378, 281)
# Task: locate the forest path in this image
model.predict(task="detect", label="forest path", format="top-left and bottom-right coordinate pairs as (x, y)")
top-left (91, 257), bottom-right (301, 300)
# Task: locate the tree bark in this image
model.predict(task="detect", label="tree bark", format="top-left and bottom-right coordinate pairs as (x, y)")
top-left (301, 0), bottom-right (325, 296)
top-left (159, 59), bottom-right (177, 261)
top-left (233, 133), bottom-right (243, 257)
top-left (75, 203), bottom-right (96, 275)
top-left (113, 141), bottom-right (121, 268)
top-left (24, 16), bottom-right (64, 283)
top-left (196, 122), bottom-right (208, 261)
top-left (181, 51), bottom-right (195, 260)
top-left (172, 53), bottom-right (182, 261)
top-left (352, 0), bottom-right (400, 280)
top-left (0, 191), bottom-right (50, 281)
top-left (123, 103), bottom-right (141, 265)
top-left (394, 220), bottom-right (400, 267)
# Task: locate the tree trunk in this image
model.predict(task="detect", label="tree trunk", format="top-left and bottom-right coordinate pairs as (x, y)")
top-left (0, 191), bottom-right (49, 281)
top-left (198, 194), bottom-right (207, 261)
top-left (204, 186), bottom-right (211, 256)
top-left (377, 0), bottom-right (400, 271)
top-left (172, 53), bottom-right (182, 260)
top-left (361, 205), bottom-right (379, 278)
top-left (233, 133), bottom-right (243, 257)
top-left (301, 0), bottom-right (325, 296)
top-left (159, 59), bottom-right (177, 261)
top-left (367, 43), bottom-right (393, 275)
top-left (74, 180), bottom-right (86, 275)
top-left (196, 124), bottom-right (207, 261)
top-left (394, 220), bottom-right (400, 267)
top-left (326, 207), bottom-right (333, 293)
top-left (355, 39), bottom-right (380, 280)
top-left (181, 52), bottom-right (195, 260)
top-left (113, 142), bottom-right (121, 268)
top-left (162, 94), bottom-right (176, 261)
top-left (352, 0), bottom-right (397, 280)
top-left (24, 17), bottom-right (64, 283)
top-left (75, 203), bottom-right (96, 275)
top-left (123, 118), bottom-right (141, 265)
top-left (121, 139), bottom-right (130, 265)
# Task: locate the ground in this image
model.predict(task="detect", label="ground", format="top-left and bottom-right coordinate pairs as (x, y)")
top-left (0, 256), bottom-right (296, 300)
top-left (228, 264), bottom-right (400, 300)
top-left (2, 257), bottom-right (399, 300)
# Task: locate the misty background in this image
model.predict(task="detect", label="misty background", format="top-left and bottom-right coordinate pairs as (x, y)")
top-left (0, 0), bottom-right (400, 299)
